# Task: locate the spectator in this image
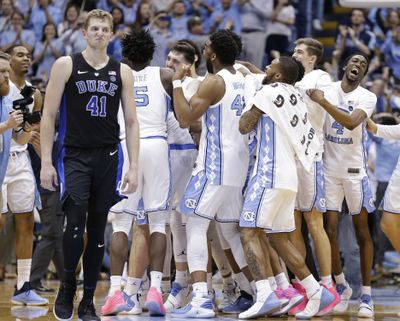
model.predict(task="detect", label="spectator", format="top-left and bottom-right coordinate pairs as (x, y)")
top-left (132, 0), bottom-right (154, 31)
top-left (26, 0), bottom-right (62, 41)
top-left (0, 11), bottom-right (35, 52)
top-left (0, 0), bottom-right (14, 32)
top-left (333, 9), bottom-right (376, 69)
top-left (57, 3), bottom-right (79, 37)
top-left (118, 0), bottom-right (138, 25)
top-left (238, 0), bottom-right (273, 68)
top-left (206, 0), bottom-right (241, 35)
top-left (169, 0), bottom-right (188, 40)
top-left (390, 86), bottom-right (400, 114)
top-left (97, 0), bottom-right (120, 12)
top-left (368, 79), bottom-right (388, 113)
top-left (381, 26), bottom-right (400, 85)
top-left (150, 11), bottom-right (174, 67)
top-left (107, 6), bottom-right (126, 61)
top-left (186, 0), bottom-right (218, 25)
top-left (32, 22), bottom-right (64, 82)
top-left (265, 0), bottom-right (295, 64)
top-left (59, 11), bottom-right (87, 55)
top-left (187, 15), bottom-right (207, 47)
top-left (374, 8), bottom-right (399, 43)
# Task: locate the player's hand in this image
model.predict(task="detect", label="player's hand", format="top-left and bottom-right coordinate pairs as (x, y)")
top-left (306, 89), bottom-right (325, 104)
top-left (173, 64), bottom-right (191, 81)
top-left (366, 118), bottom-right (377, 134)
top-left (29, 130), bottom-right (41, 155)
top-left (40, 163), bottom-right (58, 191)
top-left (7, 110), bottom-right (23, 129)
top-left (121, 167), bottom-right (138, 194)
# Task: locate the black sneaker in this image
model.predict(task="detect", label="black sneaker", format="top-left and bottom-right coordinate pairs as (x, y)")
top-left (53, 282), bottom-right (76, 321)
top-left (77, 298), bottom-right (100, 321)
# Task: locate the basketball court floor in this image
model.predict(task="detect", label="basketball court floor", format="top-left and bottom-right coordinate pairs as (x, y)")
top-left (0, 280), bottom-right (399, 321)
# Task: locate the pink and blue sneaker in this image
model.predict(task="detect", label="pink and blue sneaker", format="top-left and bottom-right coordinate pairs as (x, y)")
top-left (145, 287), bottom-right (166, 316)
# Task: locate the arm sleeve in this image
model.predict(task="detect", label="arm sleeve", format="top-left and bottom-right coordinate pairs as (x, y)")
top-left (376, 124), bottom-right (400, 140)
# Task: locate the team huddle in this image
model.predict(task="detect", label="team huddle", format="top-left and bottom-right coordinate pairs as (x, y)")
top-left (3, 7), bottom-right (399, 321)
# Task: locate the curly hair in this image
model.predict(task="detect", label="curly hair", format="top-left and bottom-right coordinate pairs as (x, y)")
top-left (219, 29), bottom-right (242, 55)
top-left (209, 30), bottom-right (239, 65)
top-left (122, 29), bottom-right (156, 64)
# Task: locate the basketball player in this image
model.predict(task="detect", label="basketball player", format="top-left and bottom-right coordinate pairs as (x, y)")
top-left (171, 30), bottom-right (249, 318)
top-left (308, 53), bottom-right (376, 318)
top-left (291, 38), bottom-right (340, 312)
top-left (40, 9), bottom-right (140, 321)
top-left (101, 28), bottom-right (173, 317)
top-left (2, 45), bottom-right (48, 306)
top-left (238, 56), bottom-right (335, 319)
top-left (366, 118), bottom-right (400, 254)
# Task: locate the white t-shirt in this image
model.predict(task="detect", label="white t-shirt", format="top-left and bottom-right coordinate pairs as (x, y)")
top-left (295, 69), bottom-right (332, 158)
top-left (323, 81), bottom-right (377, 179)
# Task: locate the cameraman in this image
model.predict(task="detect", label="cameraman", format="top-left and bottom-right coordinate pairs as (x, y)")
top-left (2, 45), bottom-right (48, 306)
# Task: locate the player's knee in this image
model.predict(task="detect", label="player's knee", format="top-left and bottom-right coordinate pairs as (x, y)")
top-left (148, 211), bottom-right (167, 235)
top-left (240, 227), bottom-right (257, 243)
top-left (112, 213), bottom-right (134, 237)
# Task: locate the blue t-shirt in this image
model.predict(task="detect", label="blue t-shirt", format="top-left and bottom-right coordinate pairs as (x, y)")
top-left (0, 96), bottom-right (13, 185)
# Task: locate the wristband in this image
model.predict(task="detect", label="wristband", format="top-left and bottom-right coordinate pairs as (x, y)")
top-left (173, 80), bottom-right (182, 89)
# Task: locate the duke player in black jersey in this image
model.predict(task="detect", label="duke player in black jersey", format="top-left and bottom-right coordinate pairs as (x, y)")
top-left (40, 9), bottom-right (139, 321)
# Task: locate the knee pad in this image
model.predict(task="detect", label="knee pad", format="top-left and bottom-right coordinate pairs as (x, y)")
top-left (218, 222), bottom-right (247, 269)
top-left (112, 213), bottom-right (134, 237)
top-left (148, 211), bottom-right (167, 235)
top-left (186, 216), bottom-right (210, 272)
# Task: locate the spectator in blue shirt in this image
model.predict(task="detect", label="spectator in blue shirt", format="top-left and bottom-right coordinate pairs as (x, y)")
top-left (57, 3), bottom-right (79, 37)
top-left (33, 22), bottom-right (64, 82)
top-left (186, 0), bottom-right (220, 27)
top-left (150, 11), bottom-right (174, 67)
top-left (381, 26), bottom-right (400, 84)
top-left (0, 0), bottom-right (14, 33)
top-left (206, 0), bottom-right (240, 34)
top-left (0, 11), bottom-right (35, 52)
top-left (132, 0), bottom-right (154, 31)
top-left (26, 0), bottom-right (62, 41)
top-left (169, 0), bottom-right (189, 40)
top-left (107, 6), bottom-right (128, 61)
top-left (118, 0), bottom-right (138, 25)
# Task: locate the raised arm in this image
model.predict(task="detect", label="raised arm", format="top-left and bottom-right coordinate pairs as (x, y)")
top-left (172, 65), bottom-right (224, 128)
top-left (367, 118), bottom-right (400, 140)
top-left (120, 63), bottom-right (139, 194)
top-left (307, 88), bottom-right (368, 130)
top-left (40, 56), bottom-right (71, 190)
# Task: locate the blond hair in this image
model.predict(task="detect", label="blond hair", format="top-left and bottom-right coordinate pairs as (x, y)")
top-left (0, 51), bottom-right (10, 61)
top-left (84, 9), bottom-right (113, 30)
top-left (294, 38), bottom-right (324, 64)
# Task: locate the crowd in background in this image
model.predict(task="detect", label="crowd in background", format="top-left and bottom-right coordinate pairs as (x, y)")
top-left (0, 0), bottom-right (400, 293)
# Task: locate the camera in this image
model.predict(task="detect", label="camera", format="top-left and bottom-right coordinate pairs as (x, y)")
top-left (12, 85), bottom-right (41, 124)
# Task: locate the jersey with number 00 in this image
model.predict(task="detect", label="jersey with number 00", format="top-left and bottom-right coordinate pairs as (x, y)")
top-left (295, 69), bottom-right (331, 158)
top-left (196, 69), bottom-right (249, 187)
top-left (133, 66), bottom-right (170, 138)
top-left (61, 53), bottom-right (122, 148)
top-left (323, 81), bottom-right (377, 179)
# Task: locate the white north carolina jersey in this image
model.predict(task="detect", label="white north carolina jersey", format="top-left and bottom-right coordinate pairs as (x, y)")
top-left (295, 69), bottom-right (331, 158)
top-left (196, 69), bottom-right (249, 187)
top-left (7, 81), bottom-right (34, 152)
top-left (167, 76), bottom-right (200, 145)
top-left (251, 85), bottom-right (301, 192)
top-left (324, 81), bottom-right (377, 179)
top-left (133, 66), bottom-right (170, 138)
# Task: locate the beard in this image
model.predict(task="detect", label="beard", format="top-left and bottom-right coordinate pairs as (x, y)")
top-left (0, 81), bottom-right (10, 96)
top-left (206, 58), bottom-right (213, 74)
top-left (262, 74), bottom-right (272, 85)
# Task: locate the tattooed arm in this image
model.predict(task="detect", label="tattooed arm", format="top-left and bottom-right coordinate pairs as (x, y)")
top-left (239, 105), bottom-right (263, 134)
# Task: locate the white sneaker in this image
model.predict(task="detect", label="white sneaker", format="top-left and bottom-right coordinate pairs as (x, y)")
top-left (238, 292), bottom-right (281, 319)
top-left (119, 293), bottom-right (142, 315)
top-left (357, 294), bottom-right (374, 318)
top-left (295, 286), bottom-right (334, 319)
top-left (164, 282), bottom-right (191, 312)
top-left (217, 284), bottom-right (237, 311)
top-left (333, 283), bottom-right (353, 314)
top-left (171, 294), bottom-right (215, 318)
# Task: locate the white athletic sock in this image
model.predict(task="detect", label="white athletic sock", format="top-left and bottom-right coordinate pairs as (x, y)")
top-left (161, 279), bottom-right (171, 293)
top-left (300, 274), bottom-right (321, 299)
top-left (275, 272), bottom-right (290, 290)
top-left (193, 282), bottom-right (208, 297)
top-left (320, 275), bottom-right (333, 288)
top-left (334, 273), bottom-right (347, 286)
top-left (255, 279), bottom-right (272, 299)
top-left (233, 272), bottom-right (253, 294)
top-left (207, 272), bottom-right (213, 292)
top-left (250, 280), bottom-right (256, 294)
top-left (17, 259), bottom-right (31, 290)
top-left (175, 270), bottom-right (188, 287)
top-left (268, 276), bottom-right (278, 291)
top-left (125, 277), bottom-right (142, 296)
top-left (150, 271), bottom-right (163, 292)
top-left (109, 275), bottom-right (122, 296)
top-left (361, 286), bottom-right (371, 296)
